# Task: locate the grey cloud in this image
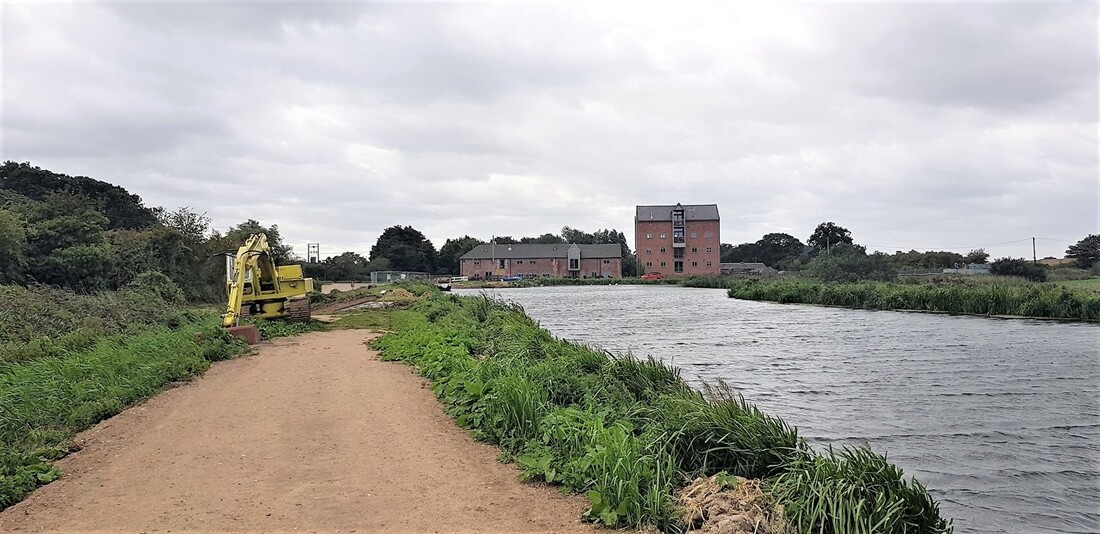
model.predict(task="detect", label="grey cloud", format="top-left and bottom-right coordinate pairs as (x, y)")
top-left (3, 3), bottom-right (1095, 261)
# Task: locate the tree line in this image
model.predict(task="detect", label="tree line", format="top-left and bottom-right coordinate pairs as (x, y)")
top-left (306, 225), bottom-right (637, 281)
top-left (3, 162), bottom-right (1095, 294)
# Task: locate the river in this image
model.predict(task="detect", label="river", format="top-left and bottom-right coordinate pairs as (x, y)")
top-left (456, 285), bottom-right (1099, 534)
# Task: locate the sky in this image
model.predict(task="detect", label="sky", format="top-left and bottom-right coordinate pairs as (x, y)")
top-left (3, 3), bottom-right (1097, 260)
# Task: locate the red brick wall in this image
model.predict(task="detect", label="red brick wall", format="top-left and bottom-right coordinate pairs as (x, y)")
top-left (459, 256), bottom-right (622, 279)
top-left (635, 219), bottom-right (720, 276)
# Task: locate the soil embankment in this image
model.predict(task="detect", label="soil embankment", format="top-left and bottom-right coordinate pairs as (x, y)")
top-left (0, 330), bottom-right (593, 533)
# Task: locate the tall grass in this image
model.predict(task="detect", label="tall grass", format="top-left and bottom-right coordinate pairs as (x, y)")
top-left (0, 321), bottom-right (248, 508)
top-left (682, 277), bottom-right (1100, 320)
top-left (0, 280), bottom-right (330, 509)
top-left (374, 293), bottom-right (953, 533)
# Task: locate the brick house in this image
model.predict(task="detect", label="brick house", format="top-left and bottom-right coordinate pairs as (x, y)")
top-left (459, 243), bottom-right (624, 279)
top-left (635, 203), bottom-right (720, 276)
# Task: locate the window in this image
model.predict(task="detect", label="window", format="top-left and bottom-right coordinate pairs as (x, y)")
top-left (706, 247), bottom-right (713, 254)
top-left (569, 258), bottom-right (580, 270)
top-left (646, 233), bottom-right (652, 239)
top-left (660, 261), bottom-right (667, 267)
top-left (691, 247), bottom-right (698, 253)
top-left (660, 247), bottom-right (666, 253)
top-left (543, 272), bottom-right (550, 277)
top-left (704, 232), bottom-right (713, 238)
top-left (660, 233), bottom-right (666, 239)
top-left (645, 248), bottom-right (652, 254)
top-left (474, 260), bottom-right (480, 265)
top-left (498, 259), bottom-right (505, 269)
top-left (706, 261), bottom-right (712, 267)
top-left (692, 261), bottom-right (698, 267)
top-left (673, 248), bottom-right (684, 259)
top-left (674, 261), bottom-right (684, 273)
top-left (516, 260), bottom-right (523, 264)
top-left (690, 232), bottom-right (697, 239)
top-left (646, 261), bottom-right (653, 267)
top-left (603, 259), bottom-right (610, 264)
top-left (529, 259), bottom-right (537, 264)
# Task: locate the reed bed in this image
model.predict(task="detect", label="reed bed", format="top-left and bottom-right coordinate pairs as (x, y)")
top-left (375, 293), bottom-right (953, 533)
top-left (682, 277), bottom-right (1100, 320)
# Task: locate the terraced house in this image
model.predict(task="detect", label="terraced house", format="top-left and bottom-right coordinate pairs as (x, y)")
top-left (635, 203), bottom-right (721, 276)
top-left (459, 243), bottom-right (624, 279)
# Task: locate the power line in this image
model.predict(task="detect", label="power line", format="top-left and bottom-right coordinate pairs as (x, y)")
top-left (863, 238), bottom-right (1035, 251)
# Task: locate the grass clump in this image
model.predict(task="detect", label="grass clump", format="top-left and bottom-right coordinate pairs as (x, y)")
top-left (373, 293), bottom-right (953, 533)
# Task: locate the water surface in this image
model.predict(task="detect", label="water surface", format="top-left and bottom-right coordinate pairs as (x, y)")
top-left (457, 285), bottom-right (1100, 534)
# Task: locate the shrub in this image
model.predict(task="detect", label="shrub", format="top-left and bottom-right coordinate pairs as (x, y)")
top-left (990, 257), bottom-right (1048, 282)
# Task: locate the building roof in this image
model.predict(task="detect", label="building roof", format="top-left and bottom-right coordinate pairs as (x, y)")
top-left (460, 243), bottom-right (623, 260)
top-left (635, 204), bottom-right (720, 221)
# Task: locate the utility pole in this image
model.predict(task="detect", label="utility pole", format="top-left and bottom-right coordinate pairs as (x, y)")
top-left (1033, 237), bottom-right (1037, 264)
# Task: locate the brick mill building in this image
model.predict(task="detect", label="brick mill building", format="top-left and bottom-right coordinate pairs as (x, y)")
top-left (635, 203), bottom-right (720, 276)
top-left (459, 243), bottom-right (624, 280)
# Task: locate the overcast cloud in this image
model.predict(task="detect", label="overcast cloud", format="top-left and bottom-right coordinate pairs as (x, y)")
top-left (3, 3), bottom-right (1096, 259)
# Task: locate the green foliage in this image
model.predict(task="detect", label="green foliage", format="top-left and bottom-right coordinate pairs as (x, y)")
top-left (808, 222), bottom-right (854, 254)
top-left (124, 271), bottom-right (185, 304)
top-left (0, 210), bottom-right (26, 284)
top-left (371, 293), bottom-right (952, 532)
top-left (438, 236), bottom-right (486, 275)
top-left (0, 161), bottom-right (158, 230)
top-left (370, 225), bottom-right (437, 273)
top-left (1065, 234), bottom-right (1100, 269)
top-left (721, 233), bottom-right (806, 268)
top-left (990, 257), bottom-right (1048, 282)
top-left (712, 277), bottom-right (1100, 320)
top-left (807, 245), bottom-right (898, 282)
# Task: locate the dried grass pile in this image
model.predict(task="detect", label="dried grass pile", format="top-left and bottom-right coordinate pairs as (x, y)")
top-left (677, 474), bottom-right (788, 534)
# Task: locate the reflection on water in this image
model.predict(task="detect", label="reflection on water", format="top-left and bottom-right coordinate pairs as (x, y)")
top-left (458, 285), bottom-right (1100, 534)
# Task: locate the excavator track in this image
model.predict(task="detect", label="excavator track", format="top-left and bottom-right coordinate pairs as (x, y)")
top-left (285, 298), bottom-right (312, 322)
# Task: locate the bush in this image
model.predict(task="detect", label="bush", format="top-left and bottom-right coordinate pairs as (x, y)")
top-left (990, 257), bottom-right (1048, 282)
top-left (807, 247), bottom-right (898, 282)
top-left (123, 270), bottom-right (185, 303)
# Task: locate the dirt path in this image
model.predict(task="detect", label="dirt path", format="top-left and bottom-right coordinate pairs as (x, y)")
top-left (0, 330), bottom-right (595, 533)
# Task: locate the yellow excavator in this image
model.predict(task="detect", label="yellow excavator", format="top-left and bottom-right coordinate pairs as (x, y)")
top-left (222, 233), bottom-right (313, 339)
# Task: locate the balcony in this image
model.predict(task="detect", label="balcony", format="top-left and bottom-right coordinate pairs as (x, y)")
top-left (672, 236), bottom-right (686, 247)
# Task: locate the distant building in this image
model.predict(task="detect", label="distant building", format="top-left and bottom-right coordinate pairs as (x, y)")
top-left (943, 263), bottom-right (991, 275)
top-left (459, 243), bottom-right (623, 280)
top-left (635, 203), bottom-right (720, 276)
top-left (720, 263), bottom-right (778, 276)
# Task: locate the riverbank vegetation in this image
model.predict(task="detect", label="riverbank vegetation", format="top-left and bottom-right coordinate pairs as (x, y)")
top-left (689, 276), bottom-right (1100, 320)
top-left (0, 273), bottom-right (332, 508)
top-left (374, 293), bottom-right (953, 533)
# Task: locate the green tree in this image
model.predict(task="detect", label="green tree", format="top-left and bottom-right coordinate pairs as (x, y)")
top-left (1, 161), bottom-right (157, 229)
top-left (808, 222), bottom-right (854, 254)
top-left (323, 252), bottom-right (370, 280)
top-left (519, 233), bottom-right (566, 244)
top-left (438, 236), bottom-right (486, 274)
top-left (220, 220), bottom-right (296, 264)
top-left (754, 233), bottom-right (805, 268)
top-left (1066, 235), bottom-right (1100, 269)
top-left (0, 209), bottom-right (27, 283)
top-left (965, 249), bottom-right (990, 264)
top-left (370, 225), bottom-right (437, 273)
top-left (991, 257), bottom-right (1048, 282)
